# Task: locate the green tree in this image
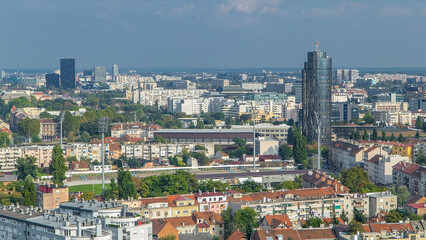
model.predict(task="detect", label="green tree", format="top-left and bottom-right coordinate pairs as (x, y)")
top-left (50, 145), bottom-right (67, 186)
top-left (363, 111), bottom-right (375, 124)
top-left (287, 127), bottom-right (294, 145)
top-left (279, 144), bottom-right (292, 159)
top-left (353, 208), bottom-right (366, 223)
top-left (340, 167), bottom-right (385, 193)
top-left (39, 111), bottom-right (53, 119)
top-left (236, 180), bottom-right (262, 193)
top-left (63, 111), bottom-right (80, 134)
top-left (221, 207), bottom-right (236, 239)
top-left (390, 186), bottom-right (410, 205)
top-left (234, 207), bottom-right (258, 239)
top-left (81, 191), bottom-right (95, 200)
top-left (16, 156), bottom-right (38, 181)
top-left (17, 118), bottom-right (40, 138)
top-left (381, 131), bottom-right (386, 141)
top-left (415, 131), bottom-right (420, 138)
top-left (80, 131), bottom-right (91, 142)
top-left (416, 148), bottom-right (426, 165)
top-left (415, 116), bottom-right (423, 129)
top-left (154, 135), bottom-right (167, 143)
top-left (159, 236), bottom-right (177, 240)
top-left (198, 180), bottom-right (230, 192)
top-left (349, 220), bottom-right (364, 233)
top-left (118, 168), bottom-right (138, 199)
top-left (22, 176), bottom-right (36, 206)
top-left (332, 214), bottom-right (340, 225)
top-left (275, 180), bottom-right (295, 190)
top-left (0, 132), bottom-right (11, 147)
top-left (292, 128), bottom-right (307, 165)
top-left (103, 178), bottom-right (119, 200)
top-left (389, 133), bottom-right (396, 142)
top-left (397, 133), bottom-right (404, 142)
top-left (303, 217), bottom-right (323, 228)
top-left (340, 211), bottom-right (348, 224)
top-left (386, 210), bottom-right (404, 223)
top-left (362, 130), bottom-right (369, 140)
top-left (371, 129), bottom-right (378, 141)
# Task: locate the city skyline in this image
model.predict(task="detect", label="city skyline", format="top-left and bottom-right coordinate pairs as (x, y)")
top-left (1, 0), bottom-right (426, 69)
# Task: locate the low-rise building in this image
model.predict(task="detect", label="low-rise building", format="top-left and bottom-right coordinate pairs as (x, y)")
top-left (194, 192), bottom-right (228, 214)
top-left (36, 184), bottom-right (69, 210)
top-left (393, 162), bottom-right (426, 196)
top-left (364, 154), bottom-right (410, 186)
top-left (329, 141), bottom-right (364, 170)
top-left (367, 191), bottom-right (398, 218)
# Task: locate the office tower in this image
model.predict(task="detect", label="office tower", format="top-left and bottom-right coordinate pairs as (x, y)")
top-left (45, 73), bottom-right (60, 88)
top-left (60, 58), bottom-right (76, 89)
top-left (0, 70), bottom-right (5, 79)
top-left (94, 66), bottom-right (107, 82)
top-left (83, 70), bottom-right (93, 76)
top-left (112, 64), bottom-right (118, 81)
top-left (295, 79), bottom-right (302, 104)
top-left (302, 43), bottom-right (332, 145)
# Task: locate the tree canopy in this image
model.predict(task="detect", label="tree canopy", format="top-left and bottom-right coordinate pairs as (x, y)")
top-left (16, 156), bottom-right (38, 181)
top-left (50, 145), bottom-right (67, 186)
top-left (340, 167), bottom-right (386, 193)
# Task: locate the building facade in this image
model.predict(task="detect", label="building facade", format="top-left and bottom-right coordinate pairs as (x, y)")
top-left (302, 46), bottom-right (332, 144)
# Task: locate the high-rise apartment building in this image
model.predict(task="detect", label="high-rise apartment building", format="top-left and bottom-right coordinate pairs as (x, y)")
top-left (334, 69), bottom-right (359, 83)
top-left (45, 73), bottom-right (60, 88)
top-left (112, 64), bottom-right (119, 81)
top-left (94, 66), bottom-right (107, 82)
top-left (302, 44), bottom-right (332, 145)
top-left (60, 58), bottom-right (75, 89)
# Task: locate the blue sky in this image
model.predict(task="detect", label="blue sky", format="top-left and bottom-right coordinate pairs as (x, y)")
top-left (1, 0), bottom-right (425, 69)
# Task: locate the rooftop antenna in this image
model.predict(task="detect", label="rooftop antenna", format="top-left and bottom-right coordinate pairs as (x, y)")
top-left (59, 111), bottom-right (65, 149)
top-left (98, 117), bottom-right (109, 194)
top-left (315, 41), bottom-right (319, 51)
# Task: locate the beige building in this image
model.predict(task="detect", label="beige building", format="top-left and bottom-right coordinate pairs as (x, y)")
top-left (38, 119), bottom-right (59, 140)
top-left (255, 138), bottom-right (279, 156)
top-left (364, 154), bottom-right (409, 186)
top-left (21, 145), bottom-right (54, 168)
top-left (367, 191), bottom-right (397, 218)
top-left (63, 143), bottom-right (109, 163)
top-left (374, 102), bottom-right (408, 111)
top-left (36, 184), bottom-right (69, 210)
top-left (329, 141), bottom-right (364, 171)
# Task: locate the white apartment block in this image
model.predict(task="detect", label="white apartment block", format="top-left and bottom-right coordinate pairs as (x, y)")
top-left (365, 154), bottom-right (410, 186)
top-left (130, 89), bottom-right (207, 107)
top-left (122, 143), bottom-right (197, 161)
top-left (63, 143), bottom-right (109, 162)
top-left (231, 123), bottom-right (290, 142)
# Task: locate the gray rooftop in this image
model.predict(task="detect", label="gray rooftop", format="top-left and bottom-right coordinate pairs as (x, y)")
top-left (60, 199), bottom-right (124, 212)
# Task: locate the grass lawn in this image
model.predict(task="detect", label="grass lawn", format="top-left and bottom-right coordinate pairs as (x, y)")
top-left (69, 184), bottom-right (103, 195)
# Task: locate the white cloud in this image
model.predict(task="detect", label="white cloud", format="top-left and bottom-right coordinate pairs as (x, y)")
top-left (170, 3), bottom-right (195, 16)
top-left (219, 0), bottom-right (281, 15)
top-left (297, 1), bottom-right (366, 18)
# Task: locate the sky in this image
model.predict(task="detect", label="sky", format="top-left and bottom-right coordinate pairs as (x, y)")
top-left (1, 0), bottom-right (426, 70)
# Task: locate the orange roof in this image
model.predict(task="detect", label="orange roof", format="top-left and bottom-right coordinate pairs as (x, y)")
top-left (263, 214), bottom-right (292, 228)
top-left (141, 197), bottom-right (169, 206)
top-left (166, 195), bottom-right (197, 207)
top-left (192, 211), bottom-right (224, 225)
top-left (164, 216), bottom-right (196, 227)
top-left (227, 231), bottom-right (245, 240)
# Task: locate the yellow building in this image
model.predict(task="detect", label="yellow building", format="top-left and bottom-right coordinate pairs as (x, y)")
top-left (167, 195), bottom-right (199, 217)
top-left (392, 144), bottom-right (413, 161)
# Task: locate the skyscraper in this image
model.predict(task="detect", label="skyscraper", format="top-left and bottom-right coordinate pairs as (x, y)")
top-left (60, 58), bottom-right (75, 89)
top-left (112, 64), bottom-right (118, 81)
top-left (94, 66), bottom-right (107, 82)
top-left (45, 73), bottom-right (60, 88)
top-left (302, 43), bottom-right (332, 145)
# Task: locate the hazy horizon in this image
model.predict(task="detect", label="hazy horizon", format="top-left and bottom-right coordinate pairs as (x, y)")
top-left (1, 0), bottom-right (426, 69)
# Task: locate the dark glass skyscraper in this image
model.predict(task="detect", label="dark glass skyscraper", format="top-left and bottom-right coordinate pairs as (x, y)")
top-left (45, 73), bottom-right (60, 88)
top-left (302, 46), bottom-right (332, 145)
top-left (60, 58), bottom-right (75, 89)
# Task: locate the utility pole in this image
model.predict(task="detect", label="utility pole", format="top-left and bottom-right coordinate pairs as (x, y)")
top-left (252, 99), bottom-right (256, 170)
top-left (98, 117), bottom-right (109, 194)
top-left (60, 111), bottom-right (65, 149)
top-left (314, 111), bottom-right (321, 170)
